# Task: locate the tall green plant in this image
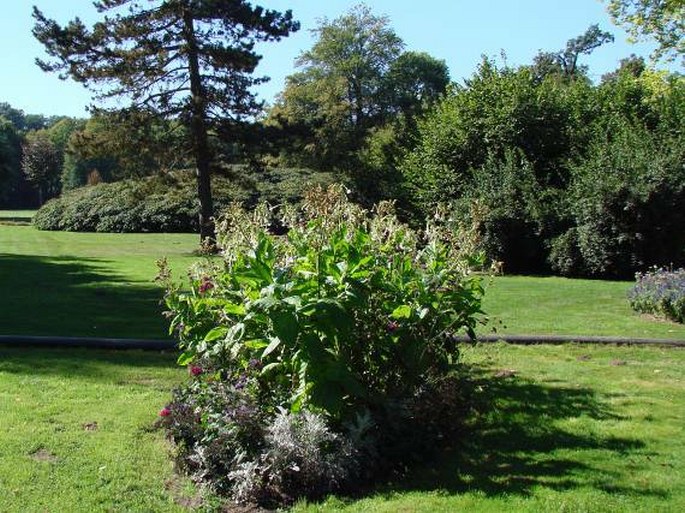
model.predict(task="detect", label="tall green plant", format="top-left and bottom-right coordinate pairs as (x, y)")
top-left (160, 185), bottom-right (489, 422)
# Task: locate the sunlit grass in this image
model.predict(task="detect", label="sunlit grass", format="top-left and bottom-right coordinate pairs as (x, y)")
top-left (482, 275), bottom-right (685, 339)
top-left (0, 347), bottom-right (193, 512)
top-left (295, 343), bottom-right (685, 512)
top-left (1, 225), bottom-right (682, 340)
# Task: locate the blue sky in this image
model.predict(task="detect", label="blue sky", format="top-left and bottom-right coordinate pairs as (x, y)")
top-left (0, 0), bottom-right (670, 118)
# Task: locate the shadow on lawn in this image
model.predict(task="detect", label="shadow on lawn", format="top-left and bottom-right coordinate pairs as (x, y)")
top-left (384, 368), bottom-right (664, 500)
top-left (0, 253), bottom-right (168, 339)
top-left (0, 345), bottom-right (178, 382)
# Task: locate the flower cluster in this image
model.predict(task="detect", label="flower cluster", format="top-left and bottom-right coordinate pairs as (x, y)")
top-left (188, 365), bottom-right (203, 377)
top-left (628, 267), bottom-right (685, 323)
top-left (198, 276), bottom-right (214, 294)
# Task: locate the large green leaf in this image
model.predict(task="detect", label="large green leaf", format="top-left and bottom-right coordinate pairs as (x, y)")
top-left (391, 304), bottom-right (412, 319)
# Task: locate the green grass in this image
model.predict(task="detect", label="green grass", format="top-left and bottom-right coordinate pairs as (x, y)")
top-left (295, 343), bottom-right (685, 513)
top-left (0, 225), bottom-right (200, 339)
top-left (1, 225), bottom-right (682, 340)
top-left (1, 343), bottom-right (682, 511)
top-left (0, 346), bottom-right (193, 512)
top-left (0, 210), bottom-right (37, 226)
top-left (0, 210), bottom-right (37, 219)
top-left (481, 275), bottom-right (685, 340)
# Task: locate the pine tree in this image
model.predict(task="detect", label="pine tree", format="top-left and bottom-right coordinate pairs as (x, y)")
top-left (33, 0), bottom-right (299, 242)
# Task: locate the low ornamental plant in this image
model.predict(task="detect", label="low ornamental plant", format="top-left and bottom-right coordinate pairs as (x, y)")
top-left (157, 184), bottom-right (492, 504)
top-left (628, 267), bottom-right (685, 324)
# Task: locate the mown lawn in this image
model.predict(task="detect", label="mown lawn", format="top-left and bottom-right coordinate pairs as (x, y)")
top-left (0, 210), bottom-right (36, 220)
top-left (1, 223), bottom-right (682, 340)
top-left (0, 224), bottom-right (200, 339)
top-left (0, 347), bottom-right (193, 512)
top-left (296, 343), bottom-right (685, 513)
top-left (482, 275), bottom-right (685, 339)
top-left (2, 343), bottom-right (682, 512)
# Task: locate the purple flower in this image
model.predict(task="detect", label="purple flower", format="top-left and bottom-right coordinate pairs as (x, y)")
top-left (235, 375), bottom-right (248, 390)
top-left (387, 320), bottom-right (399, 333)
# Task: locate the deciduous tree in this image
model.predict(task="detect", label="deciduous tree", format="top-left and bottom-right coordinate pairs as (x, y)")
top-left (22, 131), bottom-right (61, 204)
top-left (604, 0), bottom-right (684, 63)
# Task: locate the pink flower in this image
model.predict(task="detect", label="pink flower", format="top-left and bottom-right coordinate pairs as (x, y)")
top-left (189, 365), bottom-right (203, 377)
top-left (159, 407), bottom-right (171, 417)
top-left (198, 277), bottom-right (214, 294)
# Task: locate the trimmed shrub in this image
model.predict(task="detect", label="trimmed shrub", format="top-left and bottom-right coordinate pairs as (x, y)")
top-left (628, 268), bottom-right (685, 324)
top-left (158, 184), bottom-right (490, 504)
top-left (33, 167), bottom-right (336, 233)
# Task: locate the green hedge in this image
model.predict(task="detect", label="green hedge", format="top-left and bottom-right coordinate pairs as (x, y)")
top-left (34, 167), bottom-right (337, 233)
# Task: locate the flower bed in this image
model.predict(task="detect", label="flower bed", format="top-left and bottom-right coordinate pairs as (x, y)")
top-left (157, 185), bottom-right (491, 505)
top-left (628, 268), bottom-right (685, 323)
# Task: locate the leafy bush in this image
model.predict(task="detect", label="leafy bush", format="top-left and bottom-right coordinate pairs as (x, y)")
top-left (158, 184), bottom-right (489, 504)
top-left (33, 167), bottom-right (336, 233)
top-left (452, 151), bottom-right (555, 274)
top-left (552, 127), bottom-right (685, 278)
top-left (628, 268), bottom-right (685, 323)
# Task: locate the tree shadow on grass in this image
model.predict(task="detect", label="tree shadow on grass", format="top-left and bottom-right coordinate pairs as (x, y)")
top-left (377, 367), bottom-right (665, 501)
top-left (0, 345), bottom-right (179, 381)
top-left (0, 253), bottom-right (169, 339)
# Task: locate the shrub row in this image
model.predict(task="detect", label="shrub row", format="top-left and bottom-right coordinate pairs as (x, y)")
top-left (33, 167), bottom-right (337, 233)
top-left (399, 64), bottom-right (685, 278)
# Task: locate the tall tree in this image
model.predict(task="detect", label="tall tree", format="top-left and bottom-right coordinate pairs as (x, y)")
top-left (381, 51), bottom-right (450, 119)
top-left (22, 131), bottom-right (61, 205)
top-left (33, 0), bottom-right (298, 242)
top-left (532, 24), bottom-right (615, 81)
top-left (269, 5), bottom-right (448, 180)
top-left (0, 116), bottom-right (25, 207)
top-left (604, 0), bottom-right (685, 63)
top-left (268, 5), bottom-right (404, 169)
top-left (298, 4), bottom-right (404, 131)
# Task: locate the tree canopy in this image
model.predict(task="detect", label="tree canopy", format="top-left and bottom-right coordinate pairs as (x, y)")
top-left (604, 0), bottom-right (685, 63)
top-left (33, 0), bottom-right (299, 242)
top-left (268, 4), bottom-right (449, 185)
top-left (532, 24), bottom-right (615, 81)
top-left (22, 130), bottom-right (61, 204)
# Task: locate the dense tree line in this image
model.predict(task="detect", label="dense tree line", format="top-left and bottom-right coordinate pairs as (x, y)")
top-left (399, 58), bottom-right (683, 278)
top-left (4, 2), bottom-right (683, 278)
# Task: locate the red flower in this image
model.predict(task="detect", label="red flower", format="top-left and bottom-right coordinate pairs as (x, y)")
top-left (189, 365), bottom-right (203, 377)
top-left (159, 407), bottom-right (171, 417)
top-left (198, 277), bottom-right (214, 294)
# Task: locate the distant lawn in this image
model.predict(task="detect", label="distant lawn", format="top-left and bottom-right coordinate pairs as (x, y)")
top-left (482, 275), bottom-right (685, 340)
top-left (0, 210), bottom-right (37, 225)
top-left (0, 346), bottom-right (193, 512)
top-left (0, 225), bottom-right (200, 339)
top-left (296, 342), bottom-right (685, 513)
top-left (1, 225), bottom-right (682, 340)
top-left (0, 210), bottom-right (37, 219)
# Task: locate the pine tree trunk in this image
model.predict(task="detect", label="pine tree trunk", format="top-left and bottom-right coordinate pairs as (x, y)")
top-left (182, 8), bottom-right (215, 246)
